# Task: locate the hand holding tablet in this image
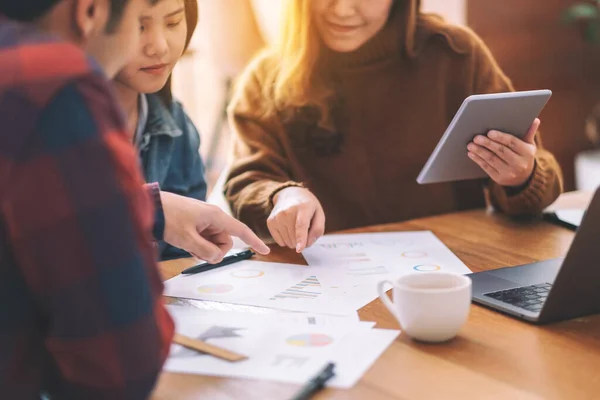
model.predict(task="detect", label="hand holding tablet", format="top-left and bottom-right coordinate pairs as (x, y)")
top-left (467, 117), bottom-right (539, 187)
top-left (417, 90), bottom-right (552, 185)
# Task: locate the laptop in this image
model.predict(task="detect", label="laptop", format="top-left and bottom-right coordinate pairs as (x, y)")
top-left (469, 187), bottom-right (600, 324)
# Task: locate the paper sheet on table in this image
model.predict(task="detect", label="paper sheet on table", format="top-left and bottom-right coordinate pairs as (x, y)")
top-left (170, 298), bottom-right (361, 322)
top-left (165, 232), bottom-right (471, 316)
top-left (164, 260), bottom-right (376, 315)
top-left (166, 305), bottom-right (370, 328)
top-left (553, 209), bottom-right (584, 227)
top-left (164, 306), bottom-right (398, 388)
top-left (302, 231), bottom-right (471, 289)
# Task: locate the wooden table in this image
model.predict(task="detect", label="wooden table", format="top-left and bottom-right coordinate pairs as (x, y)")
top-left (152, 208), bottom-right (600, 400)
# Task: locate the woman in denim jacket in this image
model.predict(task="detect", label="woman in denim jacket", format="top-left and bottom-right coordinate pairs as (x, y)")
top-left (114, 0), bottom-right (207, 260)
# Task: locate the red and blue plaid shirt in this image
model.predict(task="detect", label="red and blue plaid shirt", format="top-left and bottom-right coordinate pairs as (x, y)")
top-left (0, 17), bottom-right (174, 399)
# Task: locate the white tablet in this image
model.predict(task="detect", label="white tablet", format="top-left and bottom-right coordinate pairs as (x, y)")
top-left (417, 90), bottom-right (552, 184)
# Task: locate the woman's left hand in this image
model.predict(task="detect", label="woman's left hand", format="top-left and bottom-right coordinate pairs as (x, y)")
top-left (467, 118), bottom-right (540, 187)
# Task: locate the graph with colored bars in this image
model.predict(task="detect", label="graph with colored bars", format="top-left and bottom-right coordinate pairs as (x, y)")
top-left (270, 276), bottom-right (321, 300)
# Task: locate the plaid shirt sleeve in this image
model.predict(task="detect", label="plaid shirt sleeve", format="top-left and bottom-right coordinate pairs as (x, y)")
top-left (146, 183), bottom-right (166, 241)
top-left (3, 73), bottom-right (174, 399)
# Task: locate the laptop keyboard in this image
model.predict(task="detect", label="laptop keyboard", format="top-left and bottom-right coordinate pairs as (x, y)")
top-left (484, 283), bottom-right (552, 312)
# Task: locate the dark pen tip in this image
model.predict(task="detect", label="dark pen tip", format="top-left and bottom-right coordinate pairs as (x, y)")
top-left (325, 365), bottom-right (335, 377)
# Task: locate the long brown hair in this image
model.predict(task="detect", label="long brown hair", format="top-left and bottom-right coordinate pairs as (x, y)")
top-left (263, 0), bottom-right (330, 119)
top-left (156, 0), bottom-right (198, 105)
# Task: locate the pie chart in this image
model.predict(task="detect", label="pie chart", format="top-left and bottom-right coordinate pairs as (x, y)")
top-left (413, 264), bottom-right (441, 272)
top-left (286, 333), bottom-right (333, 347)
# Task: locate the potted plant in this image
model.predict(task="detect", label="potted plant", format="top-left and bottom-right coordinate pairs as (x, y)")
top-left (563, 1), bottom-right (600, 190)
top-left (563, 1), bottom-right (600, 44)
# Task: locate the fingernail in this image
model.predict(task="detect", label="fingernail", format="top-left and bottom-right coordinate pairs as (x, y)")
top-left (488, 130), bottom-right (498, 138)
top-left (296, 243), bottom-right (303, 253)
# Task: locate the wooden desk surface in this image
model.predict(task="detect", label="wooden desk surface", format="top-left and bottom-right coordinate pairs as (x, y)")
top-left (153, 209), bottom-right (600, 400)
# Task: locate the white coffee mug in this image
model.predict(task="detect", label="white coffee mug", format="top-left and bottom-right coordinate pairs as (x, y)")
top-left (377, 272), bottom-right (472, 343)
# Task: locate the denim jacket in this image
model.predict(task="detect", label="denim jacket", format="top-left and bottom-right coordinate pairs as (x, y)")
top-left (137, 93), bottom-right (207, 260)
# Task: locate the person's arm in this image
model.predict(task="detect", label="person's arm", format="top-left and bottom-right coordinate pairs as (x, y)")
top-left (467, 33), bottom-right (563, 215)
top-left (158, 101), bottom-right (208, 259)
top-left (4, 75), bottom-right (173, 399)
top-left (141, 100), bottom-right (271, 262)
top-left (224, 61), bottom-right (304, 239)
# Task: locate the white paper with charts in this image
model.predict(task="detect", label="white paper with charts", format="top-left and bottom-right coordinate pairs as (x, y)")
top-left (301, 231), bottom-right (472, 288)
top-left (163, 260), bottom-right (378, 315)
top-left (164, 306), bottom-right (399, 388)
top-left (165, 306), bottom-right (370, 328)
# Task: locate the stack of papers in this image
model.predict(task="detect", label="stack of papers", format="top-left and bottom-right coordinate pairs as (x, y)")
top-left (165, 305), bottom-right (398, 388)
top-left (165, 260), bottom-right (374, 315)
top-left (164, 231), bottom-right (471, 316)
top-left (163, 231), bottom-right (471, 386)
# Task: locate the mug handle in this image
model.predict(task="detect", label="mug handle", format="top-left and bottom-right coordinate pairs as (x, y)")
top-left (377, 280), bottom-right (398, 319)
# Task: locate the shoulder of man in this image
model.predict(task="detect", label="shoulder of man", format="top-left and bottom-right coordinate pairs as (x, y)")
top-left (0, 19), bottom-right (109, 106)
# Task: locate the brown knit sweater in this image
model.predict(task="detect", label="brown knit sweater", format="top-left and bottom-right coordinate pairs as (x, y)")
top-left (225, 1), bottom-right (563, 239)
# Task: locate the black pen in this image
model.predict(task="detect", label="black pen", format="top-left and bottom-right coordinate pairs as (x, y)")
top-left (289, 362), bottom-right (335, 400)
top-left (181, 249), bottom-right (255, 275)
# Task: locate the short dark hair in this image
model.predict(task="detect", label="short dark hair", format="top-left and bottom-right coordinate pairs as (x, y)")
top-left (0, 0), bottom-right (130, 33)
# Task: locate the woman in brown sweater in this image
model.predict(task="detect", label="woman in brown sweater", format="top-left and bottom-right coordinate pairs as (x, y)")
top-left (225, 0), bottom-right (563, 252)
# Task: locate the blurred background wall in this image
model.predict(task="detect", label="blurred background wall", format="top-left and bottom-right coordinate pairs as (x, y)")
top-left (468, 1), bottom-right (600, 192)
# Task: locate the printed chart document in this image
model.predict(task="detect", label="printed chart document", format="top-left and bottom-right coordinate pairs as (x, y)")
top-left (302, 231), bottom-right (472, 289)
top-left (171, 297), bottom-right (361, 322)
top-left (164, 261), bottom-right (375, 315)
top-left (164, 231), bottom-right (470, 316)
top-left (165, 306), bottom-right (368, 328)
top-left (164, 306), bottom-right (398, 388)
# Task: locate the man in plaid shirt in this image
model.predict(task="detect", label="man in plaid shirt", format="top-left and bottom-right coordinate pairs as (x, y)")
top-left (0, 0), bottom-right (269, 398)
